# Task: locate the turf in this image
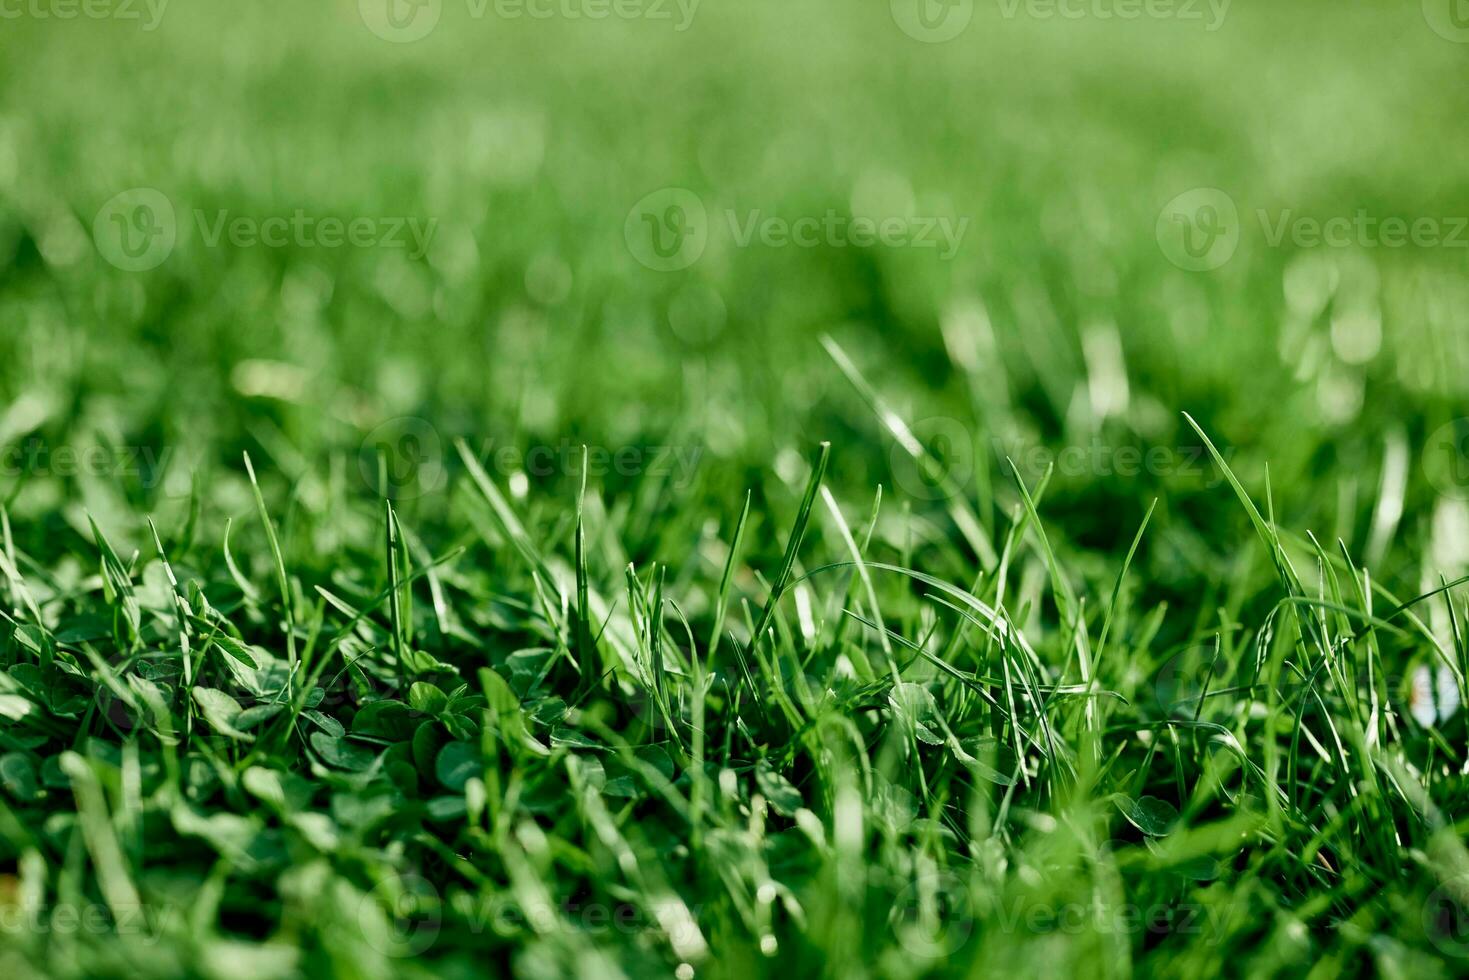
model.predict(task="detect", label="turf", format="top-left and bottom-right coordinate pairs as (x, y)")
top-left (4, 2), bottom-right (1469, 977)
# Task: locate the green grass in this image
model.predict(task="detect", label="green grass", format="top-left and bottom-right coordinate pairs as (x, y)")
top-left (5, 1), bottom-right (1469, 977)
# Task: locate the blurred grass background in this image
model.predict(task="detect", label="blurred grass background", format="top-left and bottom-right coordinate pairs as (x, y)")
top-left (2, 0), bottom-right (1469, 615)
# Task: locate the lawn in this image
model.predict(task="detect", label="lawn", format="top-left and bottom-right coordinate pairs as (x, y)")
top-left (4, 1), bottom-right (1469, 976)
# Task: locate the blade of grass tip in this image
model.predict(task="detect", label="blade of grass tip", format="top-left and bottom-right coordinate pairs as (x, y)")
top-left (1334, 546), bottom-right (1391, 816)
top-left (284, 544), bottom-right (465, 721)
top-left (575, 446), bottom-right (594, 680)
top-left (146, 518), bottom-right (193, 687)
top-left (1304, 531), bottom-right (1353, 704)
top-left (1331, 543), bottom-right (1370, 711)
top-left (88, 516), bottom-right (141, 653)
top-left (396, 506), bottom-right (414, 659)
top-left (456, 437), bottom-right (559, 593)
top-left (821, 334), bottom-right (997, 570)
top-left (171, 473), bottom-right (201, 557)
top-left (1004, 459), bottom-right (1075, 618)
top-left (0, 504), bottom-right (14, 611)
top-left (0, 505), bottom-right (49, 666)
top-left (653, 564), bottom-right (673, 745)
top-left (748, 442), bottom-right (830, 655)
top-left (222, 517), bottom-right (261, 604)
top-left (402, 523), bottom-right (450, 640)
top-left (626, 563), bottom-right (675, 738)
top-left (1442, 575), bottom-right (1469, 709)
top-left (666, 597), bottom-right (708, 844)
top-left (1093, 499), bottom-right (1156, 673)
top-left (820, 485), bottom-right (888, 679)
top-left (1006, 459), bottom-right (1096, 755)
top-left (385, 499), bottom-right (406, 682)
top-left (1342, 551), bottom-right (1387, 748)
top-left (242, 452), bottom-right (296, 669)
top-left (1182, 413), bottom-right (1302, 598)
top-left (708, 490), bottom-right (752, 664)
